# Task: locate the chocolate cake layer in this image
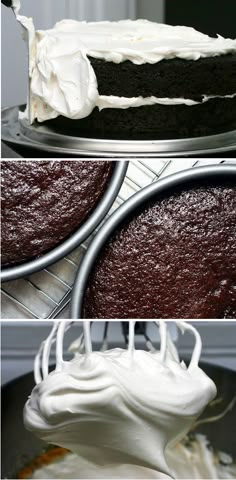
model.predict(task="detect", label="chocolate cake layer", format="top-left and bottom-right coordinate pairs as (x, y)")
top-left (46, 97), bottom-right (236, 140)
top-left (1, 161), bottom-right (112, 266)
top-left (89, 54), bottom-right (236, 99)
top-left (84, 183), bottom-right (236, 319)
top-left (41, 53), bottom-right (236, 140)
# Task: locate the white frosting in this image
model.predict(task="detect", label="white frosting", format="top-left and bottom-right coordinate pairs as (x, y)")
top-left (30, 435), bottom-right (236, 479)
top-left (167, 435), bottom-right (236, 480)
top-left (97, 92), bottom-right (236, 110)
top-left (37, 19), bottom-right (236, 65)
top-left (20, 93), bottom-right (236, 123)
top-left (13, 3), bottom-right (236, 124)
top-left (24, 322), bottom-right (216, 479)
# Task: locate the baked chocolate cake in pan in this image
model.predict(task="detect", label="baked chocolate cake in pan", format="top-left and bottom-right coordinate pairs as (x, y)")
top-left (84, 182), bottom-right (236, 319)
top-left (1, 161), bottom-right (113, 267)
top-left (15, 13), bottom-right (236, 140)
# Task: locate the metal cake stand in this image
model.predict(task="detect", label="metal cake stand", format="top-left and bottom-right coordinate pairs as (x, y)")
top-left (2, 105), bottom-right (236, 157)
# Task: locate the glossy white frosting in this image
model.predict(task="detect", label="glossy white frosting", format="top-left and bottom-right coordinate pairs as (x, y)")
top-left (34, 19), bottom-right (236, 65)
top-left (24, 321), bottom-right (216, 479)
top-left (97, 93), bottom-right (236, 110)
top-left (30, 435), bottom-right (236, 479)
top-left (13, 3), bottom-right (236, 123)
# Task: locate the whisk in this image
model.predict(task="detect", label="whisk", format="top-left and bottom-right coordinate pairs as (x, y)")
top-left (34, 321), bottom-right (202, 385)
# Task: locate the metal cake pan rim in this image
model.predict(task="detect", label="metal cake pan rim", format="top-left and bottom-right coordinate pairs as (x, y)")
top-left (70, 164), bottom-right (236, 319)
top-left (1, 161), bottom-right (128, 283)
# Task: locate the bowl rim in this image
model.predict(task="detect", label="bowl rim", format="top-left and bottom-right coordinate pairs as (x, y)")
top-left (1, 161), bottom-right (128, 282)
top-left (70, 164), bottom-right (236, 319)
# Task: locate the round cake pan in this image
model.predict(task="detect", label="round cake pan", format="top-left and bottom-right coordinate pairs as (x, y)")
top-left (2, 362), bottom-right (236, 479)
top-left (70, 164), bottom-right (236, 319)
top-left (1, 161), bottom-right (128, 283)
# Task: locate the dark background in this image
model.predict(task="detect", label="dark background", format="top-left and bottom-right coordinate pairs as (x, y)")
top-left (166, 0), bottom-right (236, 38)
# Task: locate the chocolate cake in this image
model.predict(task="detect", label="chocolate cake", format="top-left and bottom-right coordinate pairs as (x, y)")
top-left (1, 161), bottom-right (113, 266)
top-left (49, 96), bottom-right (236, 140)
top-left (47, 54), bottom-right (236, 140)
top-left (15, 14), bottom-right (236, 141)
top-left (84, 182), bottom-right (236, 319)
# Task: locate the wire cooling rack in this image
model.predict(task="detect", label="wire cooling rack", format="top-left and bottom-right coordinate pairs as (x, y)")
top-left (1, 159), bottom-right (235, 319)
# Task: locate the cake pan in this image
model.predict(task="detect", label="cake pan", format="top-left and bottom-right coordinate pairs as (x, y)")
top-left (70, 164), bottom-right (236, 319)
top-left (1, 161), bottom-right (128, 283)
top-left (2, 362), bottom-right (236, 479)
top-left (2, 106), bottom-right (236, 157)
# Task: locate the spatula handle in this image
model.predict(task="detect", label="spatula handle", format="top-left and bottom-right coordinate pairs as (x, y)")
top-left (1, 0), bottom-right (13, 7)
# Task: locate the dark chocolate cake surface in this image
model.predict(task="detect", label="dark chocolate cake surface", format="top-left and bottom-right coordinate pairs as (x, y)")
top-left (89, 54), bottom-right (236, 99)
top-left (44, 52), bottom-right (236, 140)
top-left (28, 19), bottom-right (236, 140)
top-left (84, 183), bottom-right (236, 319)
top-left (1, 161), bottom-right (112, 266)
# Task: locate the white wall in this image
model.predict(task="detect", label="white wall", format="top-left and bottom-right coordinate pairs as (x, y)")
top-left (136, 0), bottom-right (164, 22)
top-left (1, 0), bottom-right (136, 107)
